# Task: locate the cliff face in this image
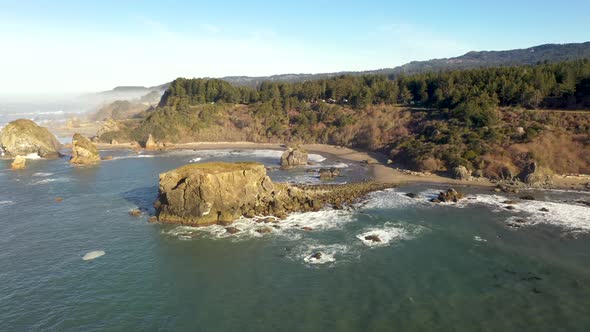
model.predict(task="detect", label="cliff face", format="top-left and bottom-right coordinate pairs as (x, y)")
top-left (70, 133), bottom-right (101, 164)
top-left (0, 119), bottom-right (62, 158)
top-left (154, 162), bottom-right (392, 225)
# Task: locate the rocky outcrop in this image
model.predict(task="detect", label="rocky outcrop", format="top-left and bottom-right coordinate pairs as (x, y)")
top-left (519, 161), bottom-right (552, 185)
top-left (319, 167), bottom-right (341, 180)
top-left (70, 133), bottom-right (101, 164)
top-left (431, 188), bottom-right (465, 203)
top-left (280, 147), bottom-right (308, 167)
top-left (144, 134), bottom-right (158, 150)
top-left (11, 155), bottom-right (26, 170)
top-left (154, 162), bottom-right (393, 225)
top-left (0, 119), bottom-right (62, 158)
top-left (452, 166), bottom-right (471, 180)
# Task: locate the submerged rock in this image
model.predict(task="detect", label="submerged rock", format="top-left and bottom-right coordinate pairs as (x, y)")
top-left (309, 252), bottom-right (322, 260)
top-left (0, 119), bottom-right (62, 158)
top-left (10, 155), bottom-right (26, 170)
top-left (364, 235), bottom-right (382, 243)
top-left (225, 226), bottom-right (240, 234)
top-left (280, 147), bottom-right (308, 167)
top-left (319, 167), bottom-right (341, 180)
top-left (70, 133), bottom-right (101, 164)
top-left (154, 162), bottom-right (393, 226)
top-left (404, 193), bottom-right (419, 199)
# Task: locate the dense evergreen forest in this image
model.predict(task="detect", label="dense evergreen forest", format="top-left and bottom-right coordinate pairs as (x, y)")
top-left (101, 59), bottom-right (590, 178)
top-left (160, 58), bottom-right (590, 110)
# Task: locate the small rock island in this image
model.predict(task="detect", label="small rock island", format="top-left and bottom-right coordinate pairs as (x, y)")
top-left (154, 162), bottom-right (393, 225)
top-left (0, 119), bottom-right (62, 158)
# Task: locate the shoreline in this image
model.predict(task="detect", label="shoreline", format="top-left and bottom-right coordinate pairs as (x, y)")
top-left (94, 141), bottom-right (590, 192)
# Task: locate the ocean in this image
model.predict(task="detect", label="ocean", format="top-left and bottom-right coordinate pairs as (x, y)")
top-left (1, 148), bottom-right (590, 331)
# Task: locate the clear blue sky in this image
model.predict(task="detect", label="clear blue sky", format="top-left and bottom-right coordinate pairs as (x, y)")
top-left (0, 0), bottom-right (588, 93)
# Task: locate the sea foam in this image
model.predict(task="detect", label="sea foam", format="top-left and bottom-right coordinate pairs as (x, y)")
top-left (356, 222), bottom-right (409, 247)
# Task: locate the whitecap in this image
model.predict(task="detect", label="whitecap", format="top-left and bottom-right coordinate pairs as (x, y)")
top-left (82, 250), bottom-right (105, 261)
top-left (24, 153), bottom-right (42, 159)
top-left (474, 236), bottom-right (487, 242)
top-left (356, 222), bottom-right (409, 247)
top-left (189, 157), bottom-right (202, 163)
top-left (301, 244), bottom-right (349, 265)
top-left (0, 200), bottom-right (14, 206)
top-left (162, 209), bottom-right (357, 241)
top-left (453, 194), bottom-right (590, 233)
top-left (360, 188), bottom-right (430, 210)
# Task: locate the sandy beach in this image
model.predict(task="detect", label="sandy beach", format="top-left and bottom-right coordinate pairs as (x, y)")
top-left (92, 140), bottom-right (590, 191)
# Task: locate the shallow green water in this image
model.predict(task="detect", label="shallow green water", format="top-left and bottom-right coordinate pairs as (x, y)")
top-left (1, 149), bottom-right (589, 331)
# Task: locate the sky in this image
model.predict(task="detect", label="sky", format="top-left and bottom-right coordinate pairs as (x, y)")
top-left (0, 0), bottom-right (589, 94)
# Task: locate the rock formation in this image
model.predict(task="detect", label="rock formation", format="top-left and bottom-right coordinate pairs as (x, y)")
top-left (451, 166), bottom-right (471, 180)
top-left (431, 188), bottom-right (465, 203)
top-left (154, 162), bottom-right (393, 225)
top-left (0, 119), bottom-right (62, 158)
top-left (97, 118), bottom-right (120, 137)
top-left (70, 133), bottom-right (101, 164)
top-left (280, 147), bottom-right (308, 167)
top-left (11, 155), bottom-right (26, 170)
top-left (145, 134), bottom-right (158, 150)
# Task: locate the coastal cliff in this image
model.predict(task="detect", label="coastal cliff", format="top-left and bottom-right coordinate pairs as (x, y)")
top-left (154, 162), bottom-right (392, 225)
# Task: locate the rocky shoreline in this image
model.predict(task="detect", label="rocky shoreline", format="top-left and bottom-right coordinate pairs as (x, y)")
top-left (154, 162), bottom-right (395, 226)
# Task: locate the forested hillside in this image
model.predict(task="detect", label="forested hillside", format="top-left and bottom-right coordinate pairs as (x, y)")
top-left (221, 42), bottom-right (590, 86)
top-left (99, 59), bottom-right (590, 179)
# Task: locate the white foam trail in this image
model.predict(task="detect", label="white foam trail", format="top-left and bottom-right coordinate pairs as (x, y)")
top-left (32, 172), bottom-right (53, 177)
top-left (82, 250), bottom-right (105, 261)
top-left (30, 178), bottom-right (69, 185)
top-left (307, 153), bottom-right (327, 163)
top-left (0, 200), bottom-right (14, 206)
top-left (111, 154), bottom-right (156, 160)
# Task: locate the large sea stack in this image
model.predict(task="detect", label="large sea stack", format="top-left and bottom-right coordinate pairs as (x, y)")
top-left (70, 133), bottom-right (101, 164)
top-left (154, 162), bottom-right (392, 225)
top-left (0, 119), bottom-right (62, 158)
top-left (280, 147), bottom-right (308, 167)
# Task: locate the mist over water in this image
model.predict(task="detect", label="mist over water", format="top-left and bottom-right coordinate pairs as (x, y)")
top-left (1, 149), bottom-right (590, 331)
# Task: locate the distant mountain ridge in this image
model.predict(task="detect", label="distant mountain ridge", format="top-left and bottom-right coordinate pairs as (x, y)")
top-left (220, 42), bottom-right (590, 86)
top-left (101, 41), bottom-right (590, 91)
